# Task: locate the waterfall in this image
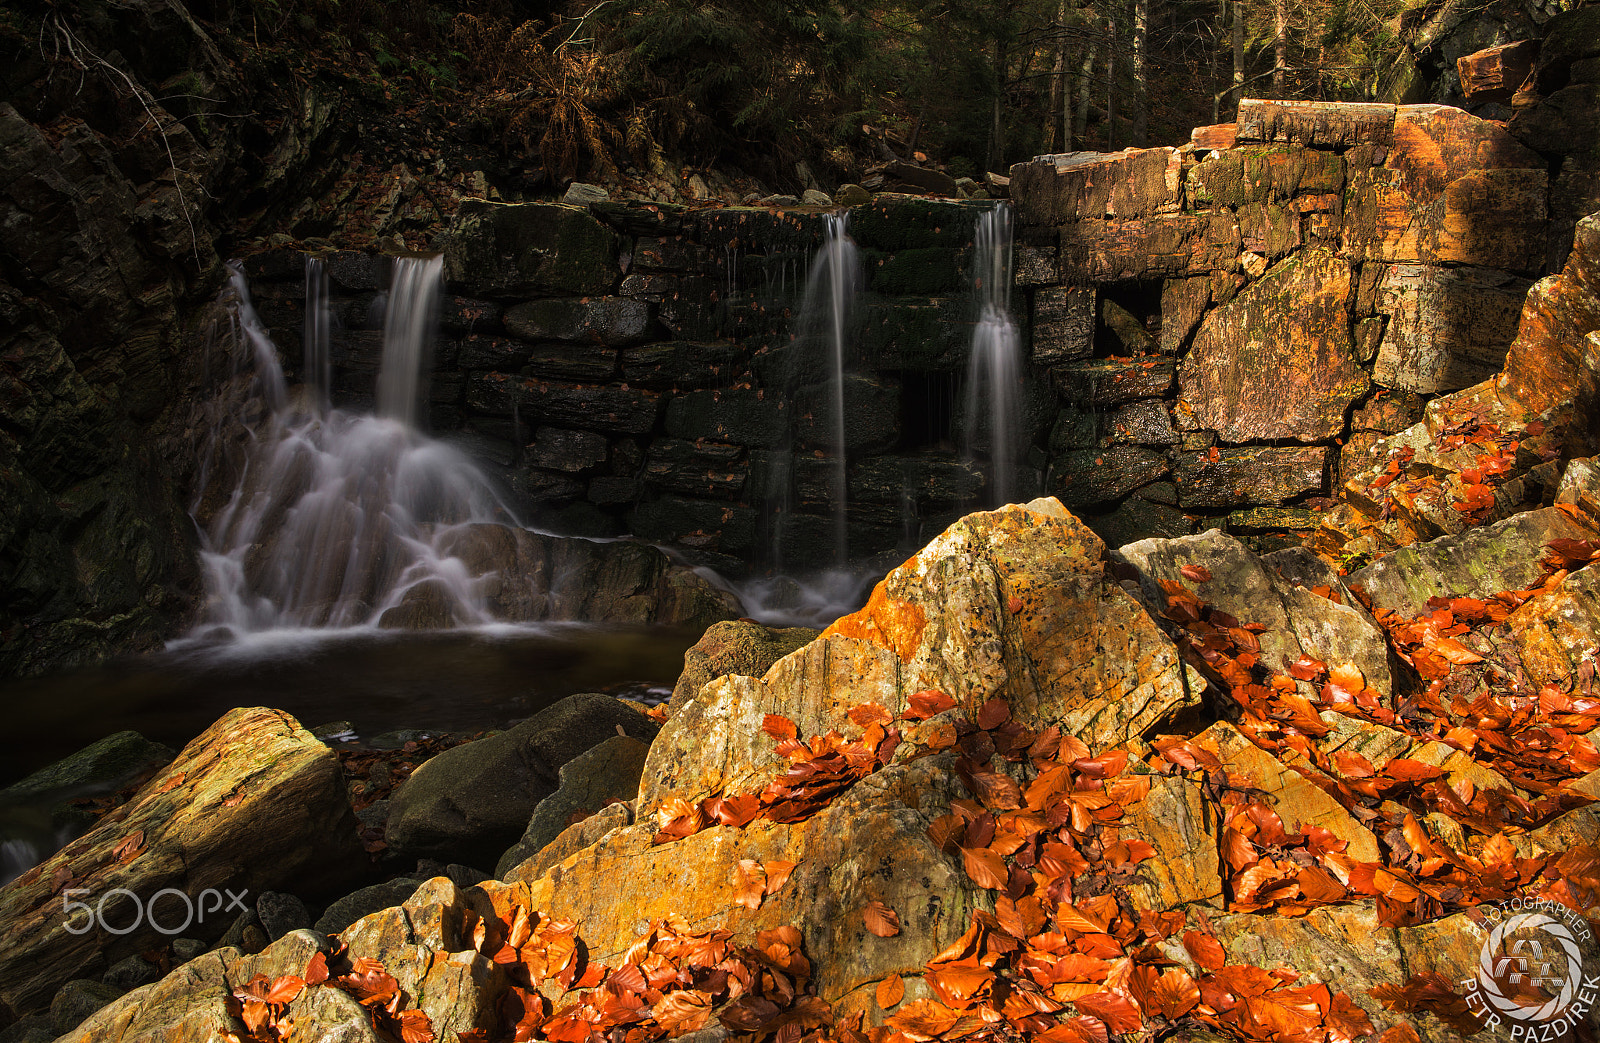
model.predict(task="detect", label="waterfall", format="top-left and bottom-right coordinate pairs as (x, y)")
top-left (792, 212), bottom-right (861, 565)
top-left (965, 203), bottom-right (1023, 505)
top-left (304, 255), bottom-right (331, 412)
top-left (375, 256), bottom-right (443, 427)
top-left (191, 259), bottom-right (517, 637)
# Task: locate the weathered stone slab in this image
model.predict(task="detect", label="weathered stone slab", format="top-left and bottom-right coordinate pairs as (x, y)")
top-left (0, 709), bottom-right (365, 1019)
top-left (525, 426), bottom-right (608, 472)
top-left (1178, 248), bottom-right (1368, 443)
top-left (1213, 903), bottom-right (1406, 1038)
top-left (443, 201), bottom-right (618, 298)
top-left (1173, 446), bottom-right (1331, 508)
top-left (1060, 213), bottom-right (1239, 281)
top-left (475, 379), bottom-right (661, 434)
top-left (1196, 723), bottom-right (1380, 860)
top-left (1347, 506), bottom-right (1600, 617)
top-left (503, 297), bottom-right (651, 347)
top-left (1051, 357), bottom-right (1176, 405)
top-left (1050, 446), bottom-right (1172, 508)
top-left (1188, 144), bottom-right (1343, 208)
top-left (1160, 277), bottom-right (1210, 354)
top-left (663, 387), bottom-right (788, 448)
top-left (1031, 285), bottom-right (1094, 363)
top-left (1010, 148), bottom-right (1179, 227)
top-left (1372, 264), bottom-right (1532, 393)
top-left (1235, 99), bottom-right (1396, 147)
top-left (1116, 528), bottom-right (1391, 691)
top-left (643, 439), bottom-right (748, 499)
top-left (1507, 562), bottom-right (1600, 691)
top-left (1457, 39), bottom-right (1539, 105)
top-left (1497, 216), bottom-right (1600, 432)
top-left (1343, 106), bottom-right (1548, 271)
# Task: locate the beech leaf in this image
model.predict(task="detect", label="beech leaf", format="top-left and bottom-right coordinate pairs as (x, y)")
top-left (863, 900), bottom-right (901, 937)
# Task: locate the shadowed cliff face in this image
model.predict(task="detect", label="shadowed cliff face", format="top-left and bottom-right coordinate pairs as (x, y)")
top-left (0, 0), bottom-right (233, 677)
top-left (0, 0), bottom-right (495, 677)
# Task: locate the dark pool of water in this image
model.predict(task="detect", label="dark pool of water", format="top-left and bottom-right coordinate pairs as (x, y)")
top-left (0, 624), bottom-right (701, 787)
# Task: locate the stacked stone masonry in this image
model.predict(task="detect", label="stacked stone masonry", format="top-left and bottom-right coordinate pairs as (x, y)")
top-left (241, 86), bottom-right (1599, 570)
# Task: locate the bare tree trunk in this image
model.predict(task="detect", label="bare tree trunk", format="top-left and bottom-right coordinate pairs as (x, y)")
top-left (988, 37), bottom-right (1007, 171)
top-left (1273, 0), bottom-right (1287, 93)
top-left (1074, 43), bottom-right (1094, 148)
top-left (1105, 16), bottom-right (1116, 150)
top-left (1045, 0), bottom-right (1068, 153)
top-left (1132, 0), bottom-right (1149, 146)
top-left (1231, 0), bottom-right (1244, 115)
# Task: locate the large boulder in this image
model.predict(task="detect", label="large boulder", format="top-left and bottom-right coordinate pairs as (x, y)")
top-left (481, 499), bottom-right (1203, 1007)
top-left (494, 734), bottom-right (651, 880)
top-left (384, 694), bottom-right (659, 869)
top-left (0, 709), bottom-right (365, 1021)
top-left (379, 524), bottom-right (741, 631)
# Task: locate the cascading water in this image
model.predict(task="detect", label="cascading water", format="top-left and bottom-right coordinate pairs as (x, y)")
top-left (191, 258), bottom-right (518, 637)
top-left (304, 255), bottom-right (331, 412)
top-left (376, 257), bottom-right (444, 426)
top-left (792, 212), bottom-right (861, 565)
top-left (964, 202), bottom-right (1023, 505)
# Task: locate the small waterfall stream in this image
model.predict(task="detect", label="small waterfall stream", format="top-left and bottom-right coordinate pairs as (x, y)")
top-left (793, 212), bottom-right (861, 565)
top-left (192, 259), bottom-right (518, 637)
top-left (965, 203), bottom-right (1023, 505)
top-left (304, 255), bottom-right (331, 412)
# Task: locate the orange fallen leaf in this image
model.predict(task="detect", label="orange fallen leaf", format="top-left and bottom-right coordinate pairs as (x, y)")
top-left (863, 900), bottom-right (901, 937)
top-left (763, 859), bottom-right (797, 895)
top-left (1180, 564), bottom-right (1213, 582)
top-left (876, 973), bottom-right (905, 1009)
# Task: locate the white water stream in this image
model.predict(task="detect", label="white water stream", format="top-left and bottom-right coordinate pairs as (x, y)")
top-left (191, 257), bottom-right (519, 638)
top-left (965, 203), bottom-right (1023, 505)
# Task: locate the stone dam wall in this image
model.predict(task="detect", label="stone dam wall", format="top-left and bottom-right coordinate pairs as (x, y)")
top-left (238, 94), bottom-right (1599, 575)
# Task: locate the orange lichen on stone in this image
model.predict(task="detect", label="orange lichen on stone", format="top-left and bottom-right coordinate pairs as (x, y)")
top-left (822, 581), bottom-right (927, 664)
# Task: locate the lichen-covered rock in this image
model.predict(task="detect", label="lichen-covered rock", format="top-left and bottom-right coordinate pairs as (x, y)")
top-left (668, 620), bottom-right (821, 713)
top-left (1178, 247), bottom-right (1368, 444)
top-left (1347, 506), bottom-right (1599, 617)
top-left (1115, 528), bottom-right (1391, 693)
top-left (0, 709), bottom-right (365, 1020)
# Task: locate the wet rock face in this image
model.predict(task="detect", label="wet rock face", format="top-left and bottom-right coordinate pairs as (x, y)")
top-left (0, 100), bottom-right (217, 678)
top-left (0, 708), bottom-right (366, 1020)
